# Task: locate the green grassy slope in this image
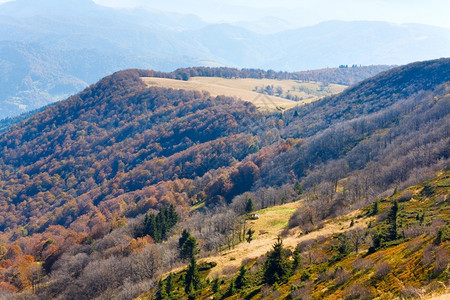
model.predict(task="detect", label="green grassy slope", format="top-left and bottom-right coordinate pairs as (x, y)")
top-left (142, 170), bottom-right (449, 299)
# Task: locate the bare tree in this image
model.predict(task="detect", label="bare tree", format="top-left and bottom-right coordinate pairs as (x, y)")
top-left (347, 228), bottom-right (366, 253)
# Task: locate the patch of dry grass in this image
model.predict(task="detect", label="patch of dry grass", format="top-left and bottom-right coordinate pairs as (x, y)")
top-left (200, 201), bottom-right (371, 278)
top-left (141, 77), bottom-right (346, 112)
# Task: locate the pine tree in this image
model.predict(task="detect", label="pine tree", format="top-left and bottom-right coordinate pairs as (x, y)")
top-left (246, 228), bottom-right (255, 243)
top-left (155, 279), bottom-right (168, 300)
top-left (184, 256), bottom-right (200, 294)
top-left (371, 199), bottom-right (379, 216)
top-left (386, 200), bottom-right (399, 241)
top-left (333, 233), bottom-right (351, 260)
top-left (142, 205), bottom-right (178, 242)
top-left (211, 277), bottom-right (220, 294)
top-left (235, 265), bottom-right (248, 289)
top-left (224, 280), bottom-right (235, 297)
top-left (180, 236), bottom-right (199, 260)
top-left (245, 198), bottom-right (254, 214)
top-left (263, 236), bottom-right (289, 284)
top-left (165, 273), bottom-right (174, 298)
top-left (179, 229), bottom-right (191, 249)
top-left (292, 246), bottom-right (302, 273)
top-left (294, 181), bottom-right (303, 195)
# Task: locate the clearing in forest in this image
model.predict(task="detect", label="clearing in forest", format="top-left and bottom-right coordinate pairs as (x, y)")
top-left (141, 77), bottom-right (346, 111)
top-left (204, 201), bottom-right (370, 278)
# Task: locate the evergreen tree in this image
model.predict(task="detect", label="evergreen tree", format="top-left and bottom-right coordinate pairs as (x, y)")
top-left (155, 279), bottom-right (168, 300)
top-left (263, 236), bottom-right (289, 284)
top-left (245, 198), bottom-right (254, 214)
top-left (224, 280), bottom-right (235, 297)
top-left (371, 199), bottom-right (379, 216)
top-left (184, 256), bottom-right (200, 294)
top-left (179, 229), bottom-right (191, 249)
top-left (246, 228), bottom-right (255, 243)
top-left (386, 200), bottom-right (399, 241)
top-left (393, 185), bottom-right (399, 195)
top-left (211, 277), bottom-right (220, 294)
top-left (368, 230), bottom-right (382, 254)
top-left (235, 265), bottom-right (248, 289)
top-left (335, 233), bottom-right (351, 257)
top-left (165, 273), bottom-right (174, 298)
top-left (292, 246), bottom-right (302, 273)
top-left (180, 236), bottom-right (199, 260)
top-left (142, 205), bottom-right (178, 242)
top-left (294, 181), bottom-right (303, 195)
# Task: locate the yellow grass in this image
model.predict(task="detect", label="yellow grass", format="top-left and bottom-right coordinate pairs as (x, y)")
top-left (141, 77), bottom-right (346, 112)
top-left (201, 201), bottom-right (371, 279)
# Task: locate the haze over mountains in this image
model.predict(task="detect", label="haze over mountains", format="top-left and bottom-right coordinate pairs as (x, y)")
top-left (1, 0), bottom-right (449, 119)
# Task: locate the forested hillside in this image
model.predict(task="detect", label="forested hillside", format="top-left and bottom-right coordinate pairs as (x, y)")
top-left (0, 59), bottom-right (448, 299)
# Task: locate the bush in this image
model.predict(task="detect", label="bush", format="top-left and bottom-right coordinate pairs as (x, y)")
top-left (433, 247), bottom-right (449, 277)
top-left (398, 190), bottom-right (413, 202)
top-left (221, 265), bottom-right (238, 276)
top-left (343, 282), bottom-right (373, 300)
top-left (333, 268), bottom-right (351, 286)
top-left (422, 244), bottom-right (435, 266)
top-left (399, 285), bottom-right (421, 299)
top-left (374, 261), bottom-right (392, 278)
top-left (420, 184), bottom-right (435, 197)
top-left (406, 238), bottom-right (423, 254)
top-left (289, 281), bottom-right (312, 300)
top-left (198, 261), bottom-right (217, 271)
top-left (352, 258), bottom-right (374, 272)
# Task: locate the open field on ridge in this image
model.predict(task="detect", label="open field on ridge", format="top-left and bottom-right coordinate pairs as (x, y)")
top-left (142, 77), bottom-right (347, 111)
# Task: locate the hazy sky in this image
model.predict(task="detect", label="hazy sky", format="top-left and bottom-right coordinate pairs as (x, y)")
top-left (100, 0), bottom-right (450, 29)
top-left (1, 0), bottom-right (449, 29)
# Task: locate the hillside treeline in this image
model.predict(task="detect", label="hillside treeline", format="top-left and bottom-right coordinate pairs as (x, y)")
top-left (140, 65), bottom-right (392, 85)
top-left (0, 59), bottom-right (448, 298)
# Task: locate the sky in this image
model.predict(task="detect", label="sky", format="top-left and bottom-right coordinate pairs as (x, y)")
top-left (0, 0), bottom-right (449, 29)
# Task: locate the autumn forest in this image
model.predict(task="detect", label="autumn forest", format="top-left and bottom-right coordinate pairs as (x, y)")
top-left (0, 59), bottom-right (448, 299)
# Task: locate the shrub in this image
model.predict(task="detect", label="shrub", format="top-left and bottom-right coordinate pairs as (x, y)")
top-left (374, 261), bottom-right (392, 278)
top-left (198, 261), bottom-right (217, 271)
top-left (352, 258), bottom-right (374, 272)
top-left (422, 244), bottom-right (435, 266)
top-left (433, 247), bottom-right (449, 277)
top-left (333, 268), bottom-right (351, 286)
top-left (271, 290), bottom-right (282, 299)
top-left (221, 265), bottom-right (238, 277)
top-left (289, 281), bottom-right (312, 300)
top-left (420, 184), bottom-right (435, 197)
top-left (406, 238), bottom-right (423, 254)
top-left (343, 282), bottom-right (373, 300)
top-left (399, 285), bottom-right (421, 299)
top-left (398, 190), bottom-right (413, 202)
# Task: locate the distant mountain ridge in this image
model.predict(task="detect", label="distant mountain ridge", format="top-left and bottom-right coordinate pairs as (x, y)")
top-left (0, 0), bottom-right (449, 118)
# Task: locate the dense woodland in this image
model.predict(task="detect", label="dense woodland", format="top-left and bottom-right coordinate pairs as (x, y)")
top-left (0, 59), bottom-right (448, 299)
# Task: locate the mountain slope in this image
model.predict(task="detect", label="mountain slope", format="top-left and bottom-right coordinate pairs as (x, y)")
top-left (0, 59), bottom-right (447, 235)
top-left (0, 59), bottom-right (448, 298)
top-left (139, 170), bottom-right (450, 299)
